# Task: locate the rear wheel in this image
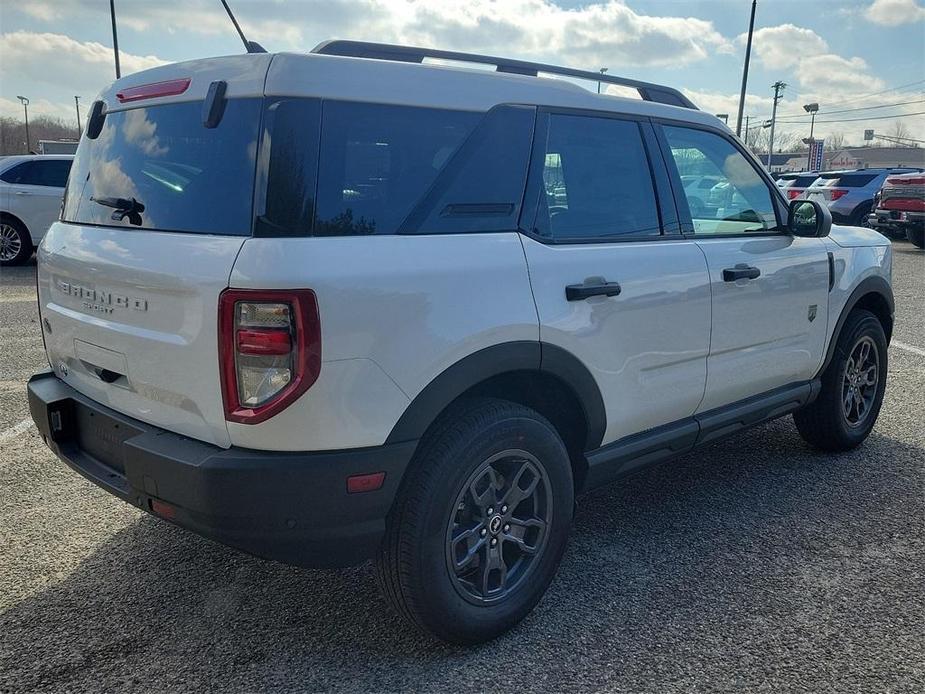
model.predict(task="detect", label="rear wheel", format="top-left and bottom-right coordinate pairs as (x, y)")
top-left (375, 398), bottom-right (573, 644)
top-left (849, 202), bottom-right (873, 228)
top-left (794, 309), bottom-right (887, 451)
top-left (907, 226), bottom-right (925, 249)
top-left (0, 218), bottom-right (32, 266)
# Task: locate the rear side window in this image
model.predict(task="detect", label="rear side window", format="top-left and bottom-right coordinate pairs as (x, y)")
top-left (314, 102), bottom-right (479, 235)
top-left (835, 173), bottom-right (878, 187)
top-left (26, 159), bottom-right (72, 187)
top-left (63, 99), bottom-right (261, 235)
top-left (0, 162), bottom-right (30, 184)
top-left (529, 113), bottom-right (661, 240)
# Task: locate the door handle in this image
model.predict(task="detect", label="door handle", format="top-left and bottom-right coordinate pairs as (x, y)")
top-left (565, 281), bottom-right (622, 301)
top-left (722, 264), bottom-right (761, 282)
top-left (15, 191), bottom-right (32, 196)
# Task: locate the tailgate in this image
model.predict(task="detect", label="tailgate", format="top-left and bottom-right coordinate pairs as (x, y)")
top-left (38, 223), bottom-right (244, 447)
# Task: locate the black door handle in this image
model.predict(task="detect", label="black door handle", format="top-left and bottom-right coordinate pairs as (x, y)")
top-left (565, 281), bottom-right (622, 301)
top-left (722, 264), bottom-right (761, 282)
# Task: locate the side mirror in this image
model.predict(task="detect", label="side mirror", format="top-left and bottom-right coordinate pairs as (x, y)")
top-left (788, 199), bottom-right (831, 237)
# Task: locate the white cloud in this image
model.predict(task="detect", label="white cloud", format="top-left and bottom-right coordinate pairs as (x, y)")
top-left (864, 0), bottom-right (925, 26)
top-left (15, 0), bottom-right (732, 69)
top-left (0, 31), bottom-right (166, 95)
top-left (740, 24), bottom-right (829, 70)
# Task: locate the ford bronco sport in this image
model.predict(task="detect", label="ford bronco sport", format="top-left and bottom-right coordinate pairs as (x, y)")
top-left (28, 42), bottom-right (894, 644)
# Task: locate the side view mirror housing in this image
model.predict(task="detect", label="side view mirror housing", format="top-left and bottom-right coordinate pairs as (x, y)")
top-left (788, 199), bottom-right (832, 237)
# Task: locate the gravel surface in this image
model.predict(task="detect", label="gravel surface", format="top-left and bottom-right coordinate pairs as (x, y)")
top-left (1, 241), bottom-right (923, 693)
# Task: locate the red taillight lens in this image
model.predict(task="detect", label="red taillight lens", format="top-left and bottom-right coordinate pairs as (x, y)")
top-left (219, 289), bottom-right (321, 424)
top-left (236, 328), bottom-right (291, 356)
top-left (787, 189), bottom-right (801, 200)
top-left (830, 189), bottom-right (848, 200)
top-left (116, 78), bottom-right (191, 103)
top-left (888, 176), bottom-right (925, 185)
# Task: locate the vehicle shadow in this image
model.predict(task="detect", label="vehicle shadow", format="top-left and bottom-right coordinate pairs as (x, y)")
top-left (1, 419), bottom-right (922, 692)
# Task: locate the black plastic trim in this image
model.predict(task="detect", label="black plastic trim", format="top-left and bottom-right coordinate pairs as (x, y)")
top-left (385, 341), bottom-right (607, 451)
top-left (580, 380), bottom-right (820, 493)
top-left (28, 371), bottom-right (417, 568)
top-left (818, 275), bottom-right (894, 375)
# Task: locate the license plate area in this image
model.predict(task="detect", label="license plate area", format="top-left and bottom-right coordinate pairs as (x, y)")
top-left (73, 403), bottom-right (142, 474)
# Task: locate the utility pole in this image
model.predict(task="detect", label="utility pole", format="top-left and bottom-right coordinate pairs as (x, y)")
top-left (736, 0), bottom-right (757, 136)
top-left (74, 96), bottom-right (82, 135)
top-left (744, 115), bottom-right (751, 146)
top-left (16, 96), bottom-right (30, 153)
top-left (766, 81), bottom-right (786, 171)
top-left (110, 0), bottom-right (121, 78)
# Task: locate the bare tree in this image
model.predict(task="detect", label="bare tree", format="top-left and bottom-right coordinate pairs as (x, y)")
top-left (0, 115), bottom-right (78, 155)
top-left (826, 131), bottom-right (846, 151)
top-left (887, 120), bottom-right (913, 144)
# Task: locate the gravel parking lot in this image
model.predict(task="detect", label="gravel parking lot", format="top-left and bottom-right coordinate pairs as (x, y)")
top-left (1, 241), bottom-right (923, 693)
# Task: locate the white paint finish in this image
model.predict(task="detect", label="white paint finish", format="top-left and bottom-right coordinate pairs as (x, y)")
top-left (0, 155), bottom-right (73, 246)
top-left (0, 419), bottom-right (33, 444)
top-left (95, 53), bottom-right (274, 113)
top-left (695, 235), bottom-right (830, 412)
top-left (229, 233), bottom-right (538, 445)
top-left (37, 222), bottom-right (244, 447)
top-left (265, 52), bottom-right (722, 127)
top-left (227, 358), bottom-right (409, 451)
top-left (828, 224), bottom-right (892, 249)
top-left (520, 235), bottom-right (712, 445)
top-left (892, 341), bottom-right (925, 357)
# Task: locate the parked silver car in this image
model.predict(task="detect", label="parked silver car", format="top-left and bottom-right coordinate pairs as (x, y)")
top-left (802, 168), bottom-right (921, 227)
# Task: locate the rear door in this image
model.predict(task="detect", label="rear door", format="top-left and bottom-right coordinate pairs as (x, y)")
top-left (657, 123), bottom-right (829, 412)
top-left (520, 111), bottom-right (711, 446)
top-left (3, 159), bottom-right (71, 243)
top-left (38, 56), bottom-right (270, 447)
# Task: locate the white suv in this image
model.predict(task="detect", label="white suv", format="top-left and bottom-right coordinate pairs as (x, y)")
top-left (0, 154), bottom-right (73, 265)
top-left (28, 42), bottom-right (894, 644)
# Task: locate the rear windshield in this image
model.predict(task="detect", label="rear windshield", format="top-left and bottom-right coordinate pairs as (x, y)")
top-left (63, 99), bottom-right (260, 235)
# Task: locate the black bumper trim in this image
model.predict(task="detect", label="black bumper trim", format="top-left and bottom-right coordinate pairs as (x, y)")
top-left (28, 370), bottom-right (417, 568)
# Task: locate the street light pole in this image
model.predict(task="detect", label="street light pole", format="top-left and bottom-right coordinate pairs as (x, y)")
top-left (109, 0), bottom-right (121, 78)
top-left (16, 96), bottom-right (30, 153)
top-left (75, 96), bottom-right (82, 135)
top-left (803, 103), bottom-right (819, 171)
top-left (735, 0), bottom-right (758, 136)
top-left (597, 67), bottom-right (608, 94)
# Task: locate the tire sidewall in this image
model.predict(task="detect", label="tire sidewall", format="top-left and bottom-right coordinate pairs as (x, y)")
top-left (0, 220), bottom-right (32, 266)
top-left (827, 312), bottom-right (888, 445)
top-left (411, 411), bottom-right (573, 642)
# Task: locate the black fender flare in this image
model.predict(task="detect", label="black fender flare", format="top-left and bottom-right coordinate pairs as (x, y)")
top-left (818, 275), bottom-right (894, 376)
top-left (385, 341), bottom-right (606, 450)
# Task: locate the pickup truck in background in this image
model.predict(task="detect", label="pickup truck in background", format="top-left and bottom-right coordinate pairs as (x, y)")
top-left (869, 172), bottom-right (925, 248)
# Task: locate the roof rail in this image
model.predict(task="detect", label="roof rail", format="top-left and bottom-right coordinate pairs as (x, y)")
top-left (311, 40), bottom-right (698, 110)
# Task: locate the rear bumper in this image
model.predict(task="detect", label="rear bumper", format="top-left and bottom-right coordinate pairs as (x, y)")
top-left (868, 208), bottom-right (925, 231)
top-left (27, 370), bottom-right (417, 568)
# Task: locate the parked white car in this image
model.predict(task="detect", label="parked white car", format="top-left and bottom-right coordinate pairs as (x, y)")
top-left (0, 154), bottom-right (73, 265)
top-left (28, 43), bottom-right (894, 644)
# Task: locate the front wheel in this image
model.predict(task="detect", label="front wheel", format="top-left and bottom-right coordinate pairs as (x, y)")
top-left (375, 398), bottom-right (573, 644)
top-left (794, 309), bottom-right (887, 451)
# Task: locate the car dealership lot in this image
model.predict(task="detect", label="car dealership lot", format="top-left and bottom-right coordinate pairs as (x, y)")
top-left (1, 242), bottom-right (923, 693)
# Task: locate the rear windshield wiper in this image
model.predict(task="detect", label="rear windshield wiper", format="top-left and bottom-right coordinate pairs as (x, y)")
top-left (90, 196), bottom-right (145, 226)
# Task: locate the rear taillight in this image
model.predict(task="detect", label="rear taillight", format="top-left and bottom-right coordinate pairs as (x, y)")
top-left (830, 189), bottom-right (848, 201)
top-left (888, 176), bottom-right (925, 185)
top-left (219, 289), bottom-right (321, 424)
top-left (787, 189), bottom-right (801, 200)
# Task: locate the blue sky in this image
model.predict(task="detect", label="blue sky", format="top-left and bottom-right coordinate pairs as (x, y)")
top-left (1, 0), bottom-right (923, 145)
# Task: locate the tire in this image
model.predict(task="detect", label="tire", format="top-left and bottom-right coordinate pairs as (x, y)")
top-left (849, 202), bottom-right (873, 228)
top-left (793, 309), bottom-right (887, 452)
top-left (907, 226), bottom-right (925, 249)
top-left (375, 397), bottom-right (574, 644)
top-left (0, 218), bottom-right (32, 266)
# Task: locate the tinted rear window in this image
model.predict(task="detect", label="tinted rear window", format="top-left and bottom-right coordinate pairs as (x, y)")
top-left (63, 99), bottom-right (260, 235)
top-left (836, 173), bottom-right (878, 187)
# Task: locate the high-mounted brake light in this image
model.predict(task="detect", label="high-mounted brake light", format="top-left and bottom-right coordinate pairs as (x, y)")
top-left (219, 289), bottom-right (321, 424)
top-left (116, 78), bottom-right (191, 103)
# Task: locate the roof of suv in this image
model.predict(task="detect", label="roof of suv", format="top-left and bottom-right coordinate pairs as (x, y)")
top-left (99, 46), bottom-right (726, 131)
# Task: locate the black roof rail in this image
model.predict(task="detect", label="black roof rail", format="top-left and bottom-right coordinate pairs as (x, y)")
top-left (311, 40), bottom-right (698, 110)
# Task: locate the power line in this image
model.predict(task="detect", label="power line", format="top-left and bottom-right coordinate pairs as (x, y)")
top-left (796, 110), bottom-right (925, 124)
top-left (774, 98), bottom-right (925, 122)
top-left (751, 79), bottom-right (925, 121)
